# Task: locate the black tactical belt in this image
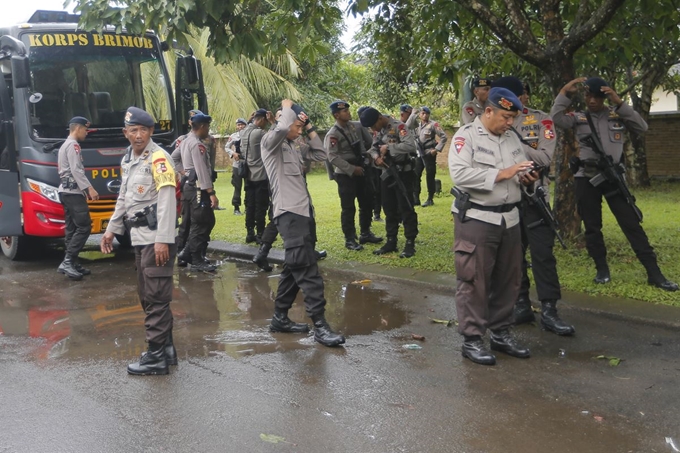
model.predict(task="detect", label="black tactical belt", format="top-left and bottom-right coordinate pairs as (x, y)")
top-left (124, 216), bottom-right (149, 229)
top-left (470, 202), bottom-right (518, 213)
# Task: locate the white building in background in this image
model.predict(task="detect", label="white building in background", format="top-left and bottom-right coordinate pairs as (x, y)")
top-left (650, 64), bottom-right (680, 113)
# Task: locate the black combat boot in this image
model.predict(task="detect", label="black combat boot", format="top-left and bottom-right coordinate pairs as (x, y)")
top-left (127, 341), bottom-right (169, 375)
top-left (233, 207), bottom-right (242, 216)
top-left (490, 329), bottom-right (530, 358)
top-left (177, 247), bottom-right (192, 267)
top-left (594, 265), bottom-right (611, 284)
top-left (461, 336), bottom-right (496, 365)
top-left (421, 198), bottom-right (434, 207)
top-left (315, 250), bottom-right (327, 260)
top-left (245, 228), bottom-right (258, 243)
top-left (199, 245), bottom-right (211, 265)
top-left (359, 230), bottom-right (383, 244)
top-left (270, 310), bottom-right (310, 333)
top-left (311, 314), bottom-right (345, 347)
top-left (513, 295), bottom-right (536, 325)
top-left (141, 332), bottom-right (178, 365)
top-left (57, 255), bottom-right (83, 281)
top-left (190, 252), bottom-right (216, 272)
top-left (646, 270), bottom-right (679, 292)
top-left (373, 237), bottom-right (398, 255)
top-left (540, 300), bottom-right (575, 336)
top-left (345, 236), bottom-right (364, 251)
top-left (253, 243), bottom-right (273, 272)
top-left (399, 239), bottom-right (416, 258)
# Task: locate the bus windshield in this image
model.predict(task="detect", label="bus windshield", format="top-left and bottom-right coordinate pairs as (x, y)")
top-left (21, 31), bottom-right (173, 139)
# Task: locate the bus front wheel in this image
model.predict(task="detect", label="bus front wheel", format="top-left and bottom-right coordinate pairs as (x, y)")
top-left (0, 235), bottom-right (32, 261)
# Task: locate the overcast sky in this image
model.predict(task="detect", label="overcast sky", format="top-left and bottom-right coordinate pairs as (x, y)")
top-left (8, 0), bottom-right (361, 49)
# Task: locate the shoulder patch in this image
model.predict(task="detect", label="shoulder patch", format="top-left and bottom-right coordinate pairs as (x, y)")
top-left (198, 143), bottom-right (206, 155)
top-left (74, 143), bottom-right (81, 154)
top-left (398, 123), bottom-right (405, 130)
top-left (434, 122), bottom-right (439, 128)
top-left (329, 136), bottom-right (338, 148)
top-left (454, 138), bottom-right (465, 154)
top-left (465, 107), bottom-right (475, 116)
top-left (400, 128), bottom-right (408, 137)
top-left (151, 150), bottom-right (176, 190)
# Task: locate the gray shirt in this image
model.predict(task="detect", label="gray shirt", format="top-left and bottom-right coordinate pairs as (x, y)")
top-left (180, 132), bottom-right (213, 191)
top-left (449, 116), bottom-right (527, 227)
top-left (261, 108), bottom-right (327, 219)
top-left (57, 137), bottom-right (91, 194)
top-left (550, 93), bottom-right (648, 177)
top-left (512, 107), bottom-right (556, 191)
top-left (417, 119), bottom-right (448, 152)
top-left (105, 140), bottom-right (177, 245)
top-left (368, 116), bottom-right (418, 168)
top-left (241, 123), bottom-right (267, 182)
top-left (324, 120), bottom-right (373, 176)
top-left (461, 100), bottom-right (484, 125)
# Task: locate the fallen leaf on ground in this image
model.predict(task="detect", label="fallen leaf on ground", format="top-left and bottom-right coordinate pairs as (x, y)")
top-left (381, 317), bottom-right (388, 326)
top-left (260, 434), bottom-right (287, 444)
top-left (411, 334), bottom-right (425, 341)
top-left (351, 279), bottom-right (372, 285)
top-left (595, 355), bottom-right (623, 366)
top-left (430, 318), bottom-right (452, 326)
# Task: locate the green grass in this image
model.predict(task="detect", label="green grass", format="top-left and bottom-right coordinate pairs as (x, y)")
top-left (212, 169), bottom-right (680, 306)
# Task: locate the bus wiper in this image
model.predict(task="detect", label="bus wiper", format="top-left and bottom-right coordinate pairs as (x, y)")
top-left (42, 141), bottom-right (63, 153)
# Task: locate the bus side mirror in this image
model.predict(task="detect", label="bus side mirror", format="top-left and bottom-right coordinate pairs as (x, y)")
top-left (184, 55), bottom-right (199, 85)
top-left (11, 55), bottom-right (30, 89)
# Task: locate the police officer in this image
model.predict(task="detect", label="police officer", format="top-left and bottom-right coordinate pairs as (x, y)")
top-left (100, 107), bottom-right (178, 375)
top-left (461, 77), bottom-right (492, 125)
top-left (492, 76), bottom-right (575, 335)
top-left (225, 118), bottom-right (247, 215)
top-left (360, 107), bottom-right (419, 258)
top-left (416, 107), bottom-right (448, 207)
top-left (57, 116), bottom-right (99, 280)
top-left (325, 100), bottom-right (383, 250)
top-left (400, 104), bottom-right (420, 130)
top-left (261, 99), bottom-right (345, 347)
top-left (242, 108), bottom-right (273, 243)
top-left (551, 77), bottom-right (678, 291)
top-left (361, 105), bottom-right (384, 222)
top-left (450, 87), bottom-right (539, 365)
top-left (179, 113), bottom-right (219, 272)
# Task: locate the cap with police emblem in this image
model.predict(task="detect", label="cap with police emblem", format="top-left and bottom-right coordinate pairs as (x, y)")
top-left (491, 76), bottom-right (524, 97)
top-left (236, 118), bottom-right (247, 125)
top-left (487, 87), bottom-right (523, 112)
top-left (69, 116), bottom-right (90, 127)
top-left (421, 106), bottom-right (431, 114)
top-left (585, 77), bottom-right (609, 98)
top-left (124, 107), bottom-right (155, 127)
top-left (253, 108), bottom-right (268, 117)
top-left (359, 107), bottom-right (381, 128)
top-left (190, 113), bottom-right (212, 124)
top-left (400, 104), bottom-right (412, 113)
top-left (290, 104), bottom-right (310, 125)
top-left (330, 100), bottom-right (350, 114)
top-left (473, 77), bottom-right (492, 88)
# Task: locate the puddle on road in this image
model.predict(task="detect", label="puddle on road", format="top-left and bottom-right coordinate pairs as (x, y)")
top-left (0, 259), bottom-right (410, 361)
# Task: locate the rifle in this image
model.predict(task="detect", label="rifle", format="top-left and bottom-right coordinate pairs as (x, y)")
top-left (375, 140), bottom-right (414, 211)
top-left (583, 112), bottom-right (643, 222)
top-left (414, 137), bottom-right (427, 166)
top-left (524, 185), bottom-right (567, 249)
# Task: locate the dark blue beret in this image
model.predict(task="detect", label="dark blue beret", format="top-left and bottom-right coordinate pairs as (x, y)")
top-left (585, 77), bottom-right (609, 98)
top-left (357, 106), bottom-right (370, 117)
top-left (491, 76), bottom-right (524, 97)
top-left (124, 107), bottom-right (155, 127)
top-left (330, 100), bottom-right (350, 114)
top-left (421, 106), bottom-right (431, 114)
top-left (473, 77), bottom-right (492, 88)
top-left (189, 109), bottom-right (203, 116)
top-left (399, 104), bottom-right (412, 113)
top-left (359, 107), bottom-right (381, 128)
top-left (488, 87), bottom-right (523, 112)
top-left (190, 113), bottom-right (212, 124)
top-left (254, 108), bottom-right (268, 117)
top-left (69, 116), bottom-right (90, 127)
top-left (291, 104), bottom-right (310, 125)
top-left (236, 118), bottom-right (247, 125)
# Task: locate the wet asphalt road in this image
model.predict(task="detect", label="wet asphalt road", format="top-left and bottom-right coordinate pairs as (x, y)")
top-left (1, 245), bottom-right (679, 453)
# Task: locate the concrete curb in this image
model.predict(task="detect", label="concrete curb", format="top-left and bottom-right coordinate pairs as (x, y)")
top-left (208, 240), bottom-right (680, 330)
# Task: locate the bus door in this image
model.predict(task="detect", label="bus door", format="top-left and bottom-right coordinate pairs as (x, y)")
top-left (175, 53), bottom-right (208, 135)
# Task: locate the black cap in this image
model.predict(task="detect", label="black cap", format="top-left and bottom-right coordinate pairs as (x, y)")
top-left (487, 87), bottom-right (523, 112)
top-left (253, 108), bottom-right (268, 117)
top-left (399, 104), bottom-right (412, 113)
top-left (68, 116), bottom-right (90, 127)
top-left (357, 106), bottom-right (370, 117)
top-left (585, 77), bottom-right (609, 98)
top-left (190, 113), bottom-right (212, 124)
top-left (421, 106), bottom-right (431, 114)
top-left (124, 107), bottom-right (155, 127)
top-left (473, 77), bottom-right (492, 88)
top-left (330, 100), bottom-right (350, 114)
top-left (291, 104), bottom-right (310, 125)
top-left (491, 76), bottom-right (524, 97)
top-left (236, 118), bottom-right (247, 125)
top-left (359, 107), bottom-right (381, 128)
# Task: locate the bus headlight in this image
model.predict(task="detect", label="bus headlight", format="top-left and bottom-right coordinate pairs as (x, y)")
top-left (27, 178), bottom-right (61, 203)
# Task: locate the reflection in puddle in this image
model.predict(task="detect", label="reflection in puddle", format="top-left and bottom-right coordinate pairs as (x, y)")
top-left (0, 260), bottom-right (410, 361)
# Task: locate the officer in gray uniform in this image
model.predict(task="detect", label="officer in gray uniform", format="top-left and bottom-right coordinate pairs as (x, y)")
top-left (101, 107), bottom-right (179, 375)
top-left (416, 107), bottom-right (448, 207)
top-left (57, 116), bottom-right (99, 280)
top-left (325, 100), bottom-right (383, 251)
top-left (491, 76), bottom-right (575, 335)
top-left (551, 77), bottom-right (678, 291)
top-left (225, 118), bottom-right (247, 215)
top-left (360, 108), bottom-right (419, 258)
top-left (261, 99), bottom-right (345, 347)
top-left (400, 104), bottom-right (420, 131)
top-left (178, 113), bottom-right (219, 272)
top-left (450, 87), bottom-right (539, 365)
top-left (461, 77), bottom-right (492, 125)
